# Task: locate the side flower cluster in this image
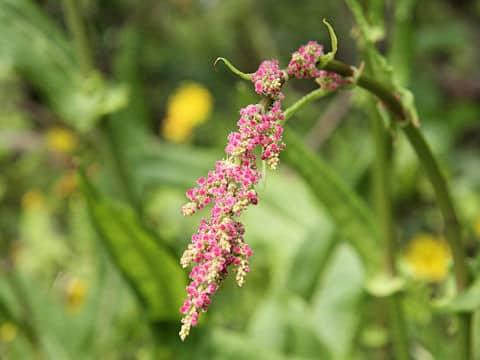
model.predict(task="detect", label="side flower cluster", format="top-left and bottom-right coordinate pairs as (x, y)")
top-left (179, 62), bottom-right (286, 341)
top-left (315, 70), bottom-right (349, 91)
top-left (250, 60), bottom-right (287, 100)
top-left (287, 41), bottom-right (347, 90)
top-left (287, 41), bottom-right (324, 79)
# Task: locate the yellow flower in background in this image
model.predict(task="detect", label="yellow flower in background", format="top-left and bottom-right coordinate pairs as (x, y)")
top-left (45, 127), bottom-right (78, 154)
top-left (21, 190), bottom-right (44, 210)
top-left (162, 82), bottom-right (213, 143)
top-left (0, 322), bottom-right (17, 343)
top-left (65, 278), bottom-right (88, 313)
top-left (404, 233), bottom-right (451, 282)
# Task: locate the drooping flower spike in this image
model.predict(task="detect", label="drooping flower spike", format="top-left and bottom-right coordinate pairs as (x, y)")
top-left (179, 37), bottom-right (345, 340)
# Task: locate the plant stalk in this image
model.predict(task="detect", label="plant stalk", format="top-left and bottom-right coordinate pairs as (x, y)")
top-left (369, 104), bottom-right (410, 359)
top-left (284, 58), bottom-right (471, 358)
top-left (323, 58), bottom-right (471, 359)
top-left (403, 125), bottom-right (471, 357)
top-left (320, 60), bottom-right (469, 290)
top-left (284, 88), bottom-right (335, 123)
top-left (62, 0), bottom-right (94, 74)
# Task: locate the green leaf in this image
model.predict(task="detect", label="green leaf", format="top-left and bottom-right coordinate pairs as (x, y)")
top-left (287, 228), bottom-right (338, 300)
top-left (246, 293), bottom-right (331, 359)
top-left (365, 273), bottom-right (405, 297)
top-left (78, 171), bottom-right (186, 321)
top-left (283, 129), bottom-right (381, 271)
top-left (247, 294), bottom-right (288, 350)
top-left (214, 57), bottom-right (252, 80)
top-left (318, 19), bottom-right (338, 67)
top-left (436, 276), bottom-right (480, 313)
top-left (135, 142), bottom-right (219, 189)
top-left (311, 244), bottom-right (365, 358)
top-left (0, 0), bottom-right (127, 131)
top-left (209, 329), bottom-right (302, 360)
top-left (283, 296), bottom-right (331, 358)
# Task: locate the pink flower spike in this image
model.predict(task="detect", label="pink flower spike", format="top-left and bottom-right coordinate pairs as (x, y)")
top-left (179, 56), bottom-right (287, 341)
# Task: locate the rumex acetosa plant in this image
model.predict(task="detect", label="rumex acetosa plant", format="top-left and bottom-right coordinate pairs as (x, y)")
top-left (178, 18), bottom-right (475, 360)
top-left (179, 21), bottom-right (359, 341)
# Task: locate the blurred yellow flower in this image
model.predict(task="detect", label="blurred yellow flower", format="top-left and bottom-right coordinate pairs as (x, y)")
top-left (65, 278), bottom-right (88, 313)
top-left (45, 127), bottom-right (77, 154)
top-left (0, 322), bottom-right (17, 343)
top-left (21, 190), bottom-right (44, 210)
top-left (404, 233), bottom-right (451, 282)
top-left (162, 82), bottom-right (213, 143)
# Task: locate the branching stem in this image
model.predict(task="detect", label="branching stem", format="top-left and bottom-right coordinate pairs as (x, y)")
top-left (283, 58), bottom-right (471, 359)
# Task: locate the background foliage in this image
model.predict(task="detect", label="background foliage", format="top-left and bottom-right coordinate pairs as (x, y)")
top-left (0, 0), bottom-right (479, 359)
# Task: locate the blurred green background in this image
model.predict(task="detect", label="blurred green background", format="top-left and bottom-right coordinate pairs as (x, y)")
top-left (0, 0), bottom-right (479, 359)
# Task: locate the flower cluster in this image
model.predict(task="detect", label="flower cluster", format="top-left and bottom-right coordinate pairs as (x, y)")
top-left (315, 70), bottom-right (349, 91)
top-left (179, 39), bottom-right (346, 341)
top-left (226, 102), bottom-right (285, 170)
top-left (287, 41), bottom-right (324, 79)
top-left (179, 63), bottom-right (286, 340)
top-left (250, 60), bottom-right (287, 100)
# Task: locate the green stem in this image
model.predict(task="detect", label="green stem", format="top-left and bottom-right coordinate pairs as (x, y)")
top-left (324, 60), bottom-right (406, 120)
top-left (283, 88), bottom-right (334, 123)
top-left (62, 0), bottom-right (94, 74)
top-left (403, 125), bottom-right (471, 358)
top-left (387, 297), bottom-right (410, 360)
top-left (322, 59), bottom-right (470, 293)
top-left (284, 58), bottom-right (471, 359)
top-left (369, 104), bottom-right (410, 359)
top-left (370, 112), bottom-right (395, 274)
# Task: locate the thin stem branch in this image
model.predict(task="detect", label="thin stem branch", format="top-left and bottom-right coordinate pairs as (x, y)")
top-left (283, 88), bottom-right (334, 123)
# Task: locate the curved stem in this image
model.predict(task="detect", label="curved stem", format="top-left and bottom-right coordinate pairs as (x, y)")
top-left (305, 59), bottom-right (470, 293)
top-left (403, 126), bottom-right (471, 358)
top-left (402, 126), bottom-right (468, 290)
top-left (324, 60), bottom-right (406, 120)
top-left (284, 88), bottom-right (334, 123)
top-left (285, 58), bottom-right (471, 358)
